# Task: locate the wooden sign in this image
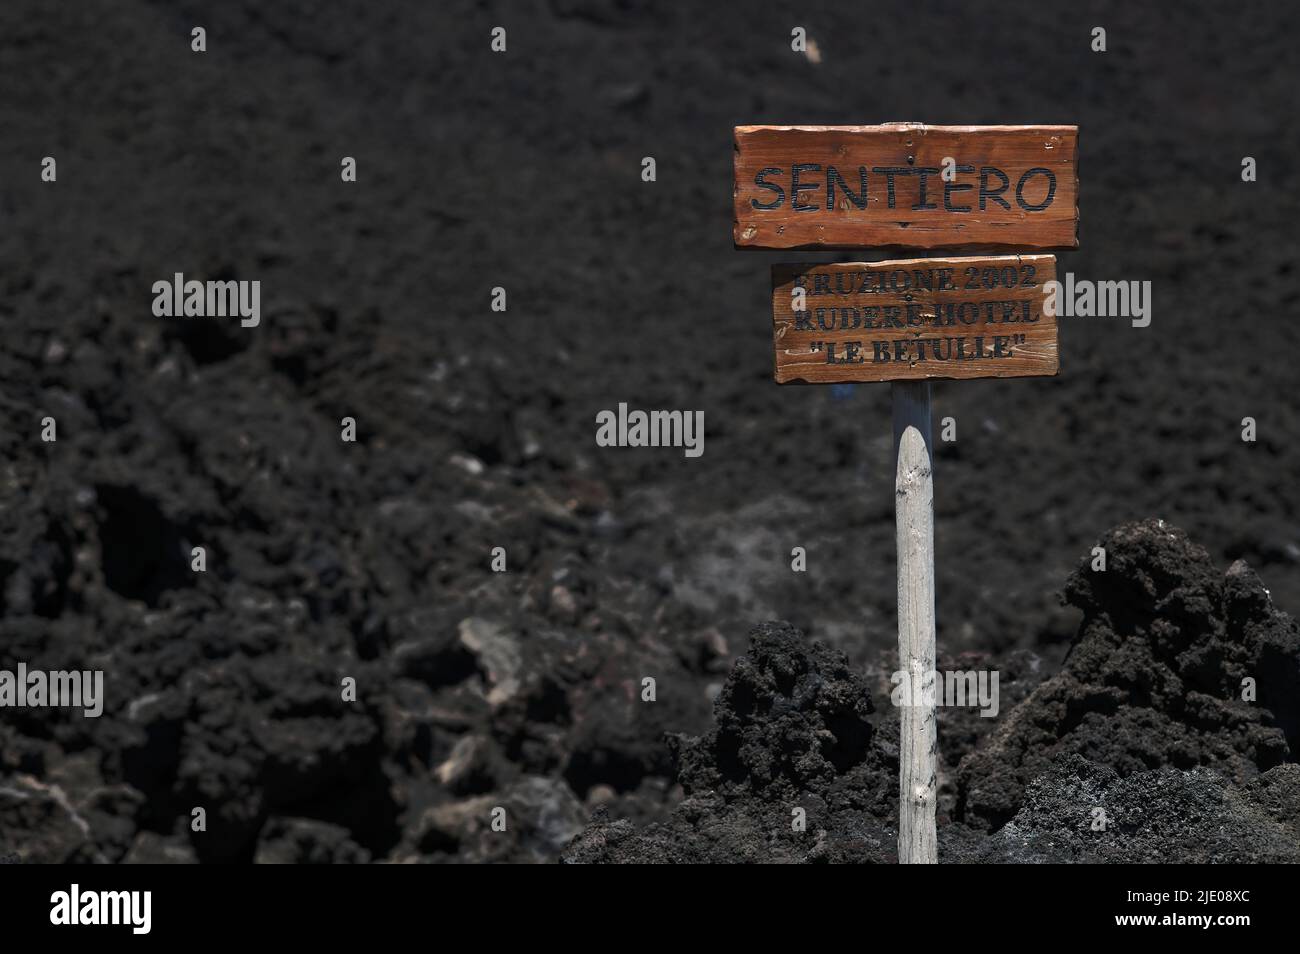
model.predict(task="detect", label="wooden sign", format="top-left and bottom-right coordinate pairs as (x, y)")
top-left (770, 255), bottom-right (1058, 383)
top-left (735, 124), bottom-right (1078, 251)
top-left (737, 123), bottom-right (1078, 863)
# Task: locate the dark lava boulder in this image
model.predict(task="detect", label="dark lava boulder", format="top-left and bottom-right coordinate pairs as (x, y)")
top-left (973, 755), bottom-right (1300, 863)
top-left (562, 621), bottom-right (900, 863)
top-left (566, 520), bottom-right (1300, 863)
top-left (957, 519), bottom-right (1300, 830)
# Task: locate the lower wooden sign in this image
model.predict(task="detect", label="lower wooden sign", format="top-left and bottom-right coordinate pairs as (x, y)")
top-left (771, 255), bottom-right (1058, 384)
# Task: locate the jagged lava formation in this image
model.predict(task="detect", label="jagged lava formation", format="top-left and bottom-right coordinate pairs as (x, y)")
top-left (564, 519), bottom-right (1300, 862)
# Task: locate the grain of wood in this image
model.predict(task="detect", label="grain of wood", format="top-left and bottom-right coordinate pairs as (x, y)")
top-left (892, 381), bottom-right (938, 864)
top-left (736, 124), bottom-right (1079, 251)
top-left (771, 255), bottom-right (1058, 383)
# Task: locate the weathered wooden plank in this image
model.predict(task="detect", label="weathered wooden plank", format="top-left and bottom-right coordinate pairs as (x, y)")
top-left (735, 124), bottom-right (1078, 251)
top-left (771, 255), bottom-right (1058, 383)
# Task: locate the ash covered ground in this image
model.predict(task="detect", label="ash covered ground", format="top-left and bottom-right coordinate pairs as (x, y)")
top-left (1, 1), bottom-right (1297, 863)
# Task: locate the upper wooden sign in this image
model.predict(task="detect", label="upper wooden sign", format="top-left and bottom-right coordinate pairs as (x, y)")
top-left (771, 255), bottom-right (1059, 384)
top-left (735, 124), bottom-right (1078, 252)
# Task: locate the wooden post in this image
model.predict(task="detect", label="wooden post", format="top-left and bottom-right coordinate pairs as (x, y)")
top-left (892, 381), bottom-right (937, 864)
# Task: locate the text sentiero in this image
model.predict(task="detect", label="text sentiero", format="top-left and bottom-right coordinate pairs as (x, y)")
top-left (735, 124), bottom-right (1079, 251)
top-left (770, 256), bottom-right (1059, 384)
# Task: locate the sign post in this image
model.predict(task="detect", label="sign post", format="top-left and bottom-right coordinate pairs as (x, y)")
top-left (735, 124), bottom-right (1078, 863)
top-left (892, 379), bottom-right (936, 863)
